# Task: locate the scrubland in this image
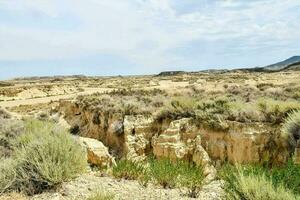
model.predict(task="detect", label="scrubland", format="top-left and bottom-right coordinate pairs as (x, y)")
top-left (1, 71), bottom-right (300, 199)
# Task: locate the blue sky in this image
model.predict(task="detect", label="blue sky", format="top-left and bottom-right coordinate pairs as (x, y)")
top-left (0, 0), bottom-right (300, 79)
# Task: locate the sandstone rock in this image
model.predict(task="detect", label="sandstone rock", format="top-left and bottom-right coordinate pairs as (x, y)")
top-left (124, 115), bottom-right (154, 161)
top-left (77, 137), bottom-right (116, 168)
top-left (152, 118), bottom-right (216, 182)
top-left (60, 100), bottom-right (290, 166)
top-left (199, 122), bottom-right (289, 165)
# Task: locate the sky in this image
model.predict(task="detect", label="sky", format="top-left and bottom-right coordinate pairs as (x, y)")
top-left (0, 0), bottom-right (300, 79)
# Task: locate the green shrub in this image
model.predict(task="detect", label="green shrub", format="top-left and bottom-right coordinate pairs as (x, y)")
top-left (270, 161), bottom-right (300, 195)
top-left (149, 158), bottom-right (204, 196)
top-left (112, 160), bottom-right (146, 181)
top-left (220, 163), bottom-right (300, 199)
top-left (149, 158), bottom-right (179, 188)
top-left (177, 162), bottom-right (204, 198)
top-left (0, 119), bottom-right (87, 195)
top-left (282, 110), bottom-right (300, 148)
top-left (87, 190), bottom-right (115, 200)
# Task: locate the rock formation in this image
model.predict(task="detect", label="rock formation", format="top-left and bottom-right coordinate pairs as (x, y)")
top-left (59, 100), bottom-right (291, 172)
top-left (76, 136), bottom-right (116, 168)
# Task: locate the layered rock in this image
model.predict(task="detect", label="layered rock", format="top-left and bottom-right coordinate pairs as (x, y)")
top-left (123, 115), bottom-right (154, 162)
top-left (199, 122), bottom-right (289, 165)
top-left (152, 118), bottom-right (216, 182)
top-left (60, 101), bottom-right (126, 157)
top-left (77, 136), bottom-right (116, 168)
top-left (59, 100), bottom-right (291, 168)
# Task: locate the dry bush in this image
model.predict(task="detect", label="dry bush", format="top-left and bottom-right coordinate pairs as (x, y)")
top-left (0, 120), bottom-right (87, 195)
top-left (0, 119), bottom-right (24, 157)
top-left (258, 99), bottom-right (300, 124)
top-left (282, 110), bottom-right (300, 149)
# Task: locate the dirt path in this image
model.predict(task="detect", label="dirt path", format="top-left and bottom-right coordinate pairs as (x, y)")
top-left (0, 88), bottom-right (111, 108)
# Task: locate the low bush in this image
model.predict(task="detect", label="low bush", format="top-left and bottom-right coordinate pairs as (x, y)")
top-left (282, 110), bottom-right (300, 149)
top-left (0, 119), bottom-right (87, 195)
top-left (258, 99), bottom-right (300, 124)
top-left (155, 97), bottom-right (197, 122)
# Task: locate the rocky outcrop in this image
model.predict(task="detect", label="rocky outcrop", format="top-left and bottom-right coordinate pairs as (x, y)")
top-left (199, 122), bottom-right (289, 165)
top-left (124, 115), bottom-right (155, 162)
top-left (60, 101), bottom-right (126, 158)
top-left (152, 118), bottom-right (216, 182)
top-left (59, 100), bottom-right (291, 168)
top-left (77, 136), bottom-right (116, 168)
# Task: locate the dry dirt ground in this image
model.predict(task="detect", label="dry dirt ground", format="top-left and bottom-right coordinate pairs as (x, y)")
top-left (1, 71), bottom-right (299, 113)
top-left (30, 172), bottom-right (223, 200)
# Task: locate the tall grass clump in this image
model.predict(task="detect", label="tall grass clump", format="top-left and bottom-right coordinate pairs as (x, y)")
top-left (148, 158), bottom-right (179, 188)
top-left (112, 160), bottom-right (146, 181)
top-left (149, 159), bottom-right (204, 197)
top-left (0, 119), bottom-right (87, 195)
top-left (220, 164), bottom-right (300, 200)
top-left (282, 110), bottom-right (300, 149)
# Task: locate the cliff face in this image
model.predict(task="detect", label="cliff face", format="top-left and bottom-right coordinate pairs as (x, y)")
top-left (59, 100), bottom-right (290, 166)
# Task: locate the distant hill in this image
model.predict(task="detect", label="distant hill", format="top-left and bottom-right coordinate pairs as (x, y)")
top-left (263, 56), bottom-right (300, 71)
top-left (237, 56), bottom-right (300, 72)
top-left (157, 71), bottom-right (185, 76)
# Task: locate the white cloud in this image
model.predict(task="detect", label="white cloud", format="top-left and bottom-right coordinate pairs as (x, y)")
top-left (0, 0), bottom-right (299, 68)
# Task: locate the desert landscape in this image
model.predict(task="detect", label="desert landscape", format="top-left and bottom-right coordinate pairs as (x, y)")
top-left (1, 1), bottom-right (300, 199)
top-left (1, 62), bottom-right (300, 199)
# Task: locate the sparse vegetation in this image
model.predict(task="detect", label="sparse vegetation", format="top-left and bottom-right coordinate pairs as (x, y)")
top-left (0, 119), bottom-right (86, 195)
top-left (112, 158), bottom-right (204, 197)
top-left (87, 190), bottom-right (115, 200)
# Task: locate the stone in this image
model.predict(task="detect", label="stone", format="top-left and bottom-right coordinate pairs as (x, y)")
top-left (77, 137), bottom-right (116, 168)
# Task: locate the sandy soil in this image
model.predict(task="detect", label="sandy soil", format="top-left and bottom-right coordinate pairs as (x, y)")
top-left (31, 173), bottom-right (224, 200)
top-left (0, 88), bottom-right (112, 108)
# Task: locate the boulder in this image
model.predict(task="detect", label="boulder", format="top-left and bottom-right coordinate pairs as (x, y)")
top-left (77, 137), bottom-right (116, 168)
